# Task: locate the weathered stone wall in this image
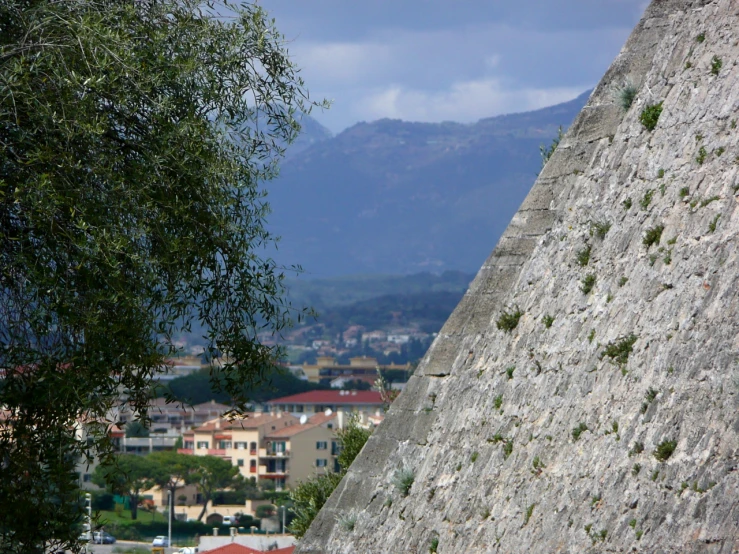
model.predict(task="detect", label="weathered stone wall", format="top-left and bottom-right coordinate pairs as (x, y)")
top-left (296, 0), bottom-right (739, 552)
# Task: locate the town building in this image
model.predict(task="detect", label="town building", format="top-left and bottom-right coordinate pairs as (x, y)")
top-left (117, 398), bottom-right (232, 435)
top-left (299, 355), bottom-right (409, 385)
top-left (264, 390), bottom-right (385, 418)
top-left (180, 412), bottom-right (338, 490)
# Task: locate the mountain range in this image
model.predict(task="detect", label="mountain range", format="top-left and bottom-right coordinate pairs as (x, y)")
top-left (266, 90), bottom-right (591, 277)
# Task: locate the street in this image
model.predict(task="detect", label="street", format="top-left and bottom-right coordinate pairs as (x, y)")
top-left (76, 540), bottom-right (183, 554)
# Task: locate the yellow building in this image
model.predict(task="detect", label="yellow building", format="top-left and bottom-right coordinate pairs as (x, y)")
top-left (261, 413), bottom-right (339, 488)
top-left (301, 355), bottom-right (410, 385)
top-left (181, 412), bottom-right (338, 490)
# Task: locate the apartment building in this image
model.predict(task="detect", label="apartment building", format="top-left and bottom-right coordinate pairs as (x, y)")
top-left (180, 412), bottom-right (338, 489)
top-left (118, 398), bottom-right (232, 435)
top-left (262, 413), bottom-right (341, 484)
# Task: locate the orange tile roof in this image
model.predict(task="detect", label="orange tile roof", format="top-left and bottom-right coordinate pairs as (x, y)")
top-left (307, 412), bottom-right (338, 425)
top-left (192, 413), bottom-right (297, 433)
top-left (262, 412), bottom-right (337, 438)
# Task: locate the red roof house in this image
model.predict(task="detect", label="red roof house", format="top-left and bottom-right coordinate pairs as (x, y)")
top-left (264, 390), bottom-right (384, 416)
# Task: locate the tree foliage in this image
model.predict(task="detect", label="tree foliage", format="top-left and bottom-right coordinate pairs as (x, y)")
top-left (188, 455), bottom-right (241, 522)
top-left (288, 471), bottom-right (343, 539)
top-left (163, 365), bottom-right (329, 405)
top-left (0, 0), bottom-right (323, 551)
top-left (148, 451), bottom-right (197, 522)
top-left (336, 419), bottom-right (372, 472)
top-left (288, 416), bottom-right (371, 538)
top-left (91, 455), bottom-right (159, 521)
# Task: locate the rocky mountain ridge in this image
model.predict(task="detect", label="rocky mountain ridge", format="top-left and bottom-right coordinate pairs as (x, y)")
top-left (268, 93), bottom-right (589, 276)
top-left (296, 0), bottom-right (739, 552)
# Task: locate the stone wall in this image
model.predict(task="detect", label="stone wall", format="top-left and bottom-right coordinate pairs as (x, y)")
top-left (296, 1), bottom-right (739, 552)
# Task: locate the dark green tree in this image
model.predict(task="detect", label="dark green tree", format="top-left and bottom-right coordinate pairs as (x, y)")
top-left (188, 455), bottom-right (241, 522)
top-left (0, 0), bottom-right (324, 551)
top-left (149, 451), bottom-right (197, 522)
top-left (91, 455), bottom-right (159, 521)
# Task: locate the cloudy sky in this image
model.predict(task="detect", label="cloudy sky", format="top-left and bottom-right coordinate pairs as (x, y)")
top-left (258, 0), bottom-right (649, 133)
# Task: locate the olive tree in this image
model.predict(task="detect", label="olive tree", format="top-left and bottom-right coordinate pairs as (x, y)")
top-left (0, 0), bottom-right (324, 551)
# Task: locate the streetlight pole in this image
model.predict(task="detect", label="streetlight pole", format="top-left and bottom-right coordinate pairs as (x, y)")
top-left (168, 490), bottom-right (172, 551)
top-left (280, 505), bottom-right (286, 534)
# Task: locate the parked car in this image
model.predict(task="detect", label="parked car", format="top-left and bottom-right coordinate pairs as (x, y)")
top-left (92, 531), bottom-right (116, 544)
top-left (222, 515), bottom-right (238, 526)
top-left (152, 536), bottom-right (171, 547)
top-left (177, 548), bottom-right (198, 554)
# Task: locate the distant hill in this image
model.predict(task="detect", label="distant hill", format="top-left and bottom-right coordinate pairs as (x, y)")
top-left (268, 91), bottom-right (591, 276)
top-left (315, 290), bottom-right (465, 336)
top-left (284, 270), bottom-right (474, 312)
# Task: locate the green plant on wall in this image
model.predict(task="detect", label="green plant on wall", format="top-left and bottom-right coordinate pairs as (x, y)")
top-left (540, 126), bottom-right (564, 168)
top-left (696, 145), bottom-right (707, 165)
top-left (576, 245), bottom-right (592, 267)
top-left (711, 56), bottom-right (722, 76)
top-left (616, 82), bottom-right (638, 111)
top-left (640, 189), bottom-right (655, 210)
top-left (601, 335), bottom-right (638, 365)
top-left (392, 467), bottom-right (415, 496)
top-left (654, 440), bottom-right (677, 462)
top-left (497, 307), bottom-right (523, 333)
top-left (640, 102), bottom-right (663, 131)
top-left (581, 274), bottom-right (597, 294)
top-left (590, 220), bottom-right (612, 239)
top-left (572, 422), bottom-right (588, 442)
top-left (643, 225), bottom-right (664, 248)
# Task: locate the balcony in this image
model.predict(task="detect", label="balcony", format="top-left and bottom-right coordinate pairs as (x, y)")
top-left (207, 448), bottom-right (227, 456)
top-left (259, 467), bottom-right (289, 477)
top-left (177, 448), bottom-right (194, 455)
top-left (259, 448), bottom-right (291, 458)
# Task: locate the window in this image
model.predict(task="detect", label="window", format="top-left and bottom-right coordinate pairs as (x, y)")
top-left (219, 441), bottom-right (231, 449)
top-left (250, 460), bottom-right (257, 473)
top-left (250, 441), bottom-right (257, 454)
top-left (235, 441), bottom-right (247, 450)
top-left (184, 441), bottom-right (194, 449)
top-left (316, 441), bottom-right (328, 450)
top-left (237, 459), bottom-right (244, 467)
top-left (295, 405), bottom-right (304, 413)
top-left (196, 441), bottom-right (209, 449)
top-left (83, 473), bottom-right (92, 482)
top-left (316, 459), bottom-right (328, 468)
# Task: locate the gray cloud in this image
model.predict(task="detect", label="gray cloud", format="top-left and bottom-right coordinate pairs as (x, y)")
top-left (260, 0), bottom-right (648, 131)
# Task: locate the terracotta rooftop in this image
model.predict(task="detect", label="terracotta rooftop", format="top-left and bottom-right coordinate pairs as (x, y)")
top-left (265, 413), bottom-right (337, 438)
top-left (265, 390), bottom-right (383, 406)
top-left (192, 413), bottom-right (297, 433)
top-left (200, 544), bottom-right (294, 554)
